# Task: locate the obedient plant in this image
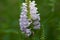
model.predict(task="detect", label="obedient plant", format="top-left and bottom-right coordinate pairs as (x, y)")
top-left (19, 0), bottom-right (40, 37)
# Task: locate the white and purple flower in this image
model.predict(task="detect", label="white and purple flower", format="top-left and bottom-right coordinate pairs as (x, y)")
top-left (19, 1), bottom-right (40, 37)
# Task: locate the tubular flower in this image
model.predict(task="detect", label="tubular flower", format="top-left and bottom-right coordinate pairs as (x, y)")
top-left (19, 0), bottom-right (40, 37)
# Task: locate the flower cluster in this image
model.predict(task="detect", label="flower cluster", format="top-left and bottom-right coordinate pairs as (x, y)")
top-left (29, 1), bottom-right (40, 29)
top-left (19, 1), bottom-right (40, 37)
top-left (19, 3), bottom-right (31, 36)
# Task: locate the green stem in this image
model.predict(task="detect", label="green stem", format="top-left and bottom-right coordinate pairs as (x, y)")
top-left (25, 0), bottom-right (31, 19)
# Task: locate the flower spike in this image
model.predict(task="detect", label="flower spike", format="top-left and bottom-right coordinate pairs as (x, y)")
top-left (19, 0), bottom-right (40, 37)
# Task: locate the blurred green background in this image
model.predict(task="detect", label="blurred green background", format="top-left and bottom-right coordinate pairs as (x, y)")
top-left (0, 0), bottom-right (60, 40)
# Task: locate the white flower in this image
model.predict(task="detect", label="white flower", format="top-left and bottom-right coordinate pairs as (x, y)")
top-left (33, 20), bottom-right (40, 25)
top-left (25, 29), bottom-right (31, 36)
top-left (29, 1), bottom-right (40, 29)
top-left (29, 1), bottom-right (40, 20)
top-left (33, 23), bottom-right (40, 29)
top-left (19, 1), bottom-right (40, 37)
top-left (19, 3), bottom-right (32, 36)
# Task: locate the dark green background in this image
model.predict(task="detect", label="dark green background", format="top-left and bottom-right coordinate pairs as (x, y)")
top-left (0, 0), bottom-right (60, 40)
